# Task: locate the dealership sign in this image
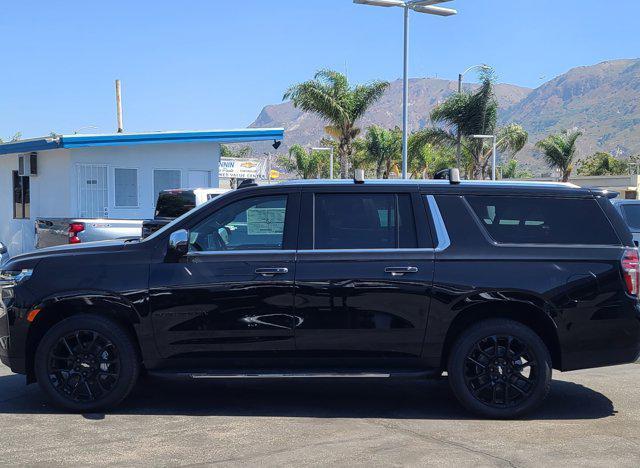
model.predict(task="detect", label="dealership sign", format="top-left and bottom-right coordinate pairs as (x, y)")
top-left (219, 158), bottom-right (268, 179)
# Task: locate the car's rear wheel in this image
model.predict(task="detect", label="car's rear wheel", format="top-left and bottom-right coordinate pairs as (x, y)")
top-left (447, 319), bottom-right (552, 419)
top-left (34, 315), bottom-right (139, 412)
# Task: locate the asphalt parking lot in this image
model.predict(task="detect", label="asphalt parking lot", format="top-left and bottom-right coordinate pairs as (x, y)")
top-left (0, 364), bottom-right (639, 466)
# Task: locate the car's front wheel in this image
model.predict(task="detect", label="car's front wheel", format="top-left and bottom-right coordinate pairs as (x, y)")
top-left (34, 315), bottom-right (139, 412)
top-left (447, 319), bottom-right (552, 419)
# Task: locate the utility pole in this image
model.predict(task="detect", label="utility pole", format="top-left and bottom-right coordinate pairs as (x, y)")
top-left (115, 80), bottom-right (124, 133)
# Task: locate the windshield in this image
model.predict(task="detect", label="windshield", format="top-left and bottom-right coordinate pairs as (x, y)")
top-left (155, 191), bottom-right (197, 218)
top-left (621, 204), bottom-right (640, 231)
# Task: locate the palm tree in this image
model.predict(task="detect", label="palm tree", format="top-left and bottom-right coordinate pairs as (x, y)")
top-left (407, 134), bottom-right (456, 179)
top-left (278, 144), bottom-right (328, 179)
top-left (364, 126), bottom-right (402, 178)
top-left (536, 130), bottom-right (582, 182)
top-left (427, 70), bottom-right (528, 179)
top-left (284, 70), bottom-right (389, 178)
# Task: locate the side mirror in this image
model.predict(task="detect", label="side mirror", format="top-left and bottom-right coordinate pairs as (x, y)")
top-left (168, 229), bottom-right (189, 256)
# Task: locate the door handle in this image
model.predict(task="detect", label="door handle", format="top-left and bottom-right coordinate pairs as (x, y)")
top-left (255, 267), bottom-right (289, 277)
top-left (385, 266), bottom-right (418, 276)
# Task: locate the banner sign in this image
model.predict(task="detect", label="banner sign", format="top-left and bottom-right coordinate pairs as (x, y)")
top-left (219, 158), bottom-right (267, 179)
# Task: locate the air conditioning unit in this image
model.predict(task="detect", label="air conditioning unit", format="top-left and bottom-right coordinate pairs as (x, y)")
top-left (18, 153), bottom-right (38, 177)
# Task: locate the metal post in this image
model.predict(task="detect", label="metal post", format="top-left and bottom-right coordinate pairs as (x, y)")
top-left (401, 6), bottom-right (409, 179)
top-left (492, 135), bottom-right (497, 181)
top-left (330, 148), bottom-right (334, 179)
top-left (456, 73), bottom-right (462, 167)
top-left (115, 80), bottom-right (124, 133)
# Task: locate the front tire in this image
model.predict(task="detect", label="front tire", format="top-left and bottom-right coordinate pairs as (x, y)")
top-left (34, 315), bottom-right (139, 412)
top-left (447, 319), bottom-right (552, 419)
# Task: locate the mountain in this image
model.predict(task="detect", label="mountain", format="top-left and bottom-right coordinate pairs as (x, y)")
top-left (502, 59), bottom-right (640, 166)
top-left (249, 59), bottom-right (640, 173)
top-left (250, 77), bottom-right (532, 148)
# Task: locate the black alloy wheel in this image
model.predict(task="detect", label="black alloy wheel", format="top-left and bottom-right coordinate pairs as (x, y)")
top-left (47, 330), bottom-right (120, 403)
top-left (463, 334), bottom-right (537, 408)
top-left (35, 315), bottom-right (139, 412)
top-left (448, 319), bottom-right (552, 419)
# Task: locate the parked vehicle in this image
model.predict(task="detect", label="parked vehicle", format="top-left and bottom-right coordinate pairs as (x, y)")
top-left (142, 188), bottom-right (229, 238)
top-left (0, 242), bottom-right (8, 266)
top-left (1, 176), bottom-right (639, 418)
top-left (35, 218), bottom-right (143, 248)
top-left (612, 199), bottom-right (640, 246)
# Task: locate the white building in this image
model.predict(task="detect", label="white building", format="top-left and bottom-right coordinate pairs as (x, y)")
top-left (0, 128), bottom-right (284, 256)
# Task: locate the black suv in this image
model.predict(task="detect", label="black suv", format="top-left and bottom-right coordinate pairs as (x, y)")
top-left (1, 178), bottom-right (639, 418)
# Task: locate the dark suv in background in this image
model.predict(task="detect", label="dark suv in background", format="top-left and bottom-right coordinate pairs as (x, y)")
top-left (1, 178), bottom-right (639, 418)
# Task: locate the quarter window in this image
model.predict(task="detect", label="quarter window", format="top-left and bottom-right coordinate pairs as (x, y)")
top-left (189, 195), bottom-right (288, 252)
top-left (466, 196), bottom-right (619, 245)
top-left (12, 171), bottom-right (30, 219)
top-left (314, 193), bottom-right (417, 250)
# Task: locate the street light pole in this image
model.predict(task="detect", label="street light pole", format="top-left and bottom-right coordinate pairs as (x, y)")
top-left (471, 134), bottom-right (498, 180)
top-left (354, 0), bottom-right (458, 179)
top-left (402, 5), bottom-right (410, 179)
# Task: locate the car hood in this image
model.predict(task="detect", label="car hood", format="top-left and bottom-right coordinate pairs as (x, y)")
top-left (3, 240), bottom-right (128, 270)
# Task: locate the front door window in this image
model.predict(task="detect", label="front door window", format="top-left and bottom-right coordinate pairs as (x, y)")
top-left (189, 195), bottom-right (287, 252)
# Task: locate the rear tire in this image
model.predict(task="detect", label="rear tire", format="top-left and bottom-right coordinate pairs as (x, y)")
top-left (447, 319), bottom-right (552, 419)
top-left (34, 315), bottom-right (139, 412)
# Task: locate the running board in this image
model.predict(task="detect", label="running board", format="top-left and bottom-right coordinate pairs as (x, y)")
top-left (190, 372), bottom-right (391, 379)
top-left (148, 369), bottom-right (440, 380)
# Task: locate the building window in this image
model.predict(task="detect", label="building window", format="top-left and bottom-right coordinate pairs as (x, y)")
top-left (153, 170), bottom-right (181, 206)
top-left (114, 168), bottom-right (139, 208)
top-left (12, 171), bottom-right (30, 219)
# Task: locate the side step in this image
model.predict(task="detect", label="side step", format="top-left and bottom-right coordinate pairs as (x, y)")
top-left (145, 369), bottom-right (439, 379)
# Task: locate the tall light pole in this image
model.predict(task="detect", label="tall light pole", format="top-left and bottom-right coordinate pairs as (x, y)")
top-left (354, 0), bottom-right (457, 179)
top-left (312, 147), bottom-right (335, 179)
top-left (471, 134), bottom-right (498, 180)
top-left (456, 64), bottom-right (490, 166)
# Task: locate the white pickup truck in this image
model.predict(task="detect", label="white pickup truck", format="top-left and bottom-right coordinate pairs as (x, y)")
top-left (35, 218), bottom-right (144, 249)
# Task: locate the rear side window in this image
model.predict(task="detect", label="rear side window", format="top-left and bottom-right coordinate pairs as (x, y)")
top-left (621, 204), bottom-right (640, 231)
top-left (155, 191), bottom-right (196, 218)
top-left (466, 196), bottom-right (619, 245)
top-left (314, 193), bottom-right (417, 250)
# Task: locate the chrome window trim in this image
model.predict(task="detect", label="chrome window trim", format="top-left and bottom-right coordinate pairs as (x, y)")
top-left (187, 250), bottom-right (296, 257)
top-left (426, 195), bottom-right (451, 252)
top-left (297, 248), bottom-right (435, 254)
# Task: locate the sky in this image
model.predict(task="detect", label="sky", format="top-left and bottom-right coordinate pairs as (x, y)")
top-left (1, 0), bottom-right (639, 139)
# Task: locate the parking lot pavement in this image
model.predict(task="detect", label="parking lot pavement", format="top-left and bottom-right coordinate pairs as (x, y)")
top-left (0, 365), bottom-right (639, 467)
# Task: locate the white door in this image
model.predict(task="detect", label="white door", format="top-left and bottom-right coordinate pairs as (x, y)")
top-left (187, 170), bottom-right (211, 188)
top-left (77, 164), bottom-right (108, 218)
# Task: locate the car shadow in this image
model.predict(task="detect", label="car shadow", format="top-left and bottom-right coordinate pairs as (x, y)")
top-left (0, 372), bottom-right (615, 420)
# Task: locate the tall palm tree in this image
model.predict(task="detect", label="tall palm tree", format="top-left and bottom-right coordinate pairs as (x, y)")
top-left (536, 130), bottom-right (582, 182)
top-left (284, 70), bottom-right (389, 178)
top-left (427, 70), bottom-right (528, 179)
top-left (364, 126), bottom-right (402, 178)
top-left (407, 132), bottom-right (456, 179)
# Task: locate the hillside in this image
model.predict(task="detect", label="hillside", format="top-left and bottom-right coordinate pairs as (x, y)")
top-left (249, 59), bottom-right (640, 173)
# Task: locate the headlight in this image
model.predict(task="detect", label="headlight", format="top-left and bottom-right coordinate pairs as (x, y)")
top-left (0, 269), bottom-right (33, 286)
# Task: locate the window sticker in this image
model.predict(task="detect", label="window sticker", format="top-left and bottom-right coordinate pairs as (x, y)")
top-left (246, 207), bottom-right (285, 235)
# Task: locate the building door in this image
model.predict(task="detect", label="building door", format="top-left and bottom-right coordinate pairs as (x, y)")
top-left (77, 164), bottom-right (108, 218)
top-left (188, 170), bottom-right (212, 188)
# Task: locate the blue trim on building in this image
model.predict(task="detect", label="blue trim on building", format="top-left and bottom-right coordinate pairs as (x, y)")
top-left (0, 129), bottom-right (284, 155)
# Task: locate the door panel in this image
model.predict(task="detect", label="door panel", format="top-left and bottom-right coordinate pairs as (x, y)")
top-left (294, 250), bottom-right (434, 359)
top-left (149, 190), bottom-right (300, 363)
top-left (150, 251), bottom-right (296, 359)
top-left (293, 189), bottom-right (435, 364)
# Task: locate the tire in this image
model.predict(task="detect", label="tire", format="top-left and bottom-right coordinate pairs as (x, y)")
top-left (447, 319), bottom-right (552, 419)
top-left (34, 315), bottom-right (140, 412)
